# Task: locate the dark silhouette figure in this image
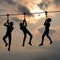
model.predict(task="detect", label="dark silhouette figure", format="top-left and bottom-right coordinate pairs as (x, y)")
top-left (39, 18), bottom-right (53, 46)
top-left (19, 19), bottom-right (33, 47)
top-left (3, 20), bottom-right (14, 51)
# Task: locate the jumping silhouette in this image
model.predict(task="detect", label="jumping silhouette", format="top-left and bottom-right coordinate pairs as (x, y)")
top-left (39, 18), bottom-right (53, 46)
top-left (19, 19), bottom-right (33, 47)
top-left (3, 20), bottom-right (14, 51)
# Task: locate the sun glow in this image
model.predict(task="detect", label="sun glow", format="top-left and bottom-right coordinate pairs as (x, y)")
top-left (18, 0), bottom-right (46, 24)
top-left (28, 4), bottom-right (45, 19)
top-left (33, 9), bottom-right (45, 19)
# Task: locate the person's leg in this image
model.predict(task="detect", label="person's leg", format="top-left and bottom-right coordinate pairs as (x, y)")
top-left (3, 34), bottom-right (8, 47)
top-left (46, 34), bottom-right (53, 44)
top-left (39, 32), bottom-right (46, 46)
top-left (47, 34), bottom-right (53, 44)
top-left (8, 35), bottom-right (11, 51)
top-left (22, 33), bottom-right (26, 47)
top-left (27, 31), bottom-right (33, 46)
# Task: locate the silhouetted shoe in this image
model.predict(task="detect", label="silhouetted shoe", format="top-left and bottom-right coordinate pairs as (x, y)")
top-left (5, 43), bottom-right (8, 47)
top-left (28, 42), bottom-right (32, 46)
top-left (50, 41), bottom-right (53, 45)
top-left (22, 44), bottom-right (25, 47)
top-left (8, 48), bottom-right (10, 51)
top-left (39, 44), bottom-right (43, 46)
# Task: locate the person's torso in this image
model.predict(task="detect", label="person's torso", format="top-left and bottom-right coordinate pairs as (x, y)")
top-left (20, 26), bottom-right (27, 32)
top-left (7, 26), bottom-right (13, 34)
top-left (45, 23), bottom-right (50, 29)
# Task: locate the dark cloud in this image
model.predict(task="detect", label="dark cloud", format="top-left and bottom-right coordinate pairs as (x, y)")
top-left (37, 0), bottom-right (51, 10)
top-left (0, 0), bottom-right (15, 5)
top-left (18, 4), bottom-right (32, 16)
top-left (6, 0), bottom-right (15, 5)
top-left (0, 0), bottom-right (3, 3)
top-left (54, 0), bottom-right (60, 5)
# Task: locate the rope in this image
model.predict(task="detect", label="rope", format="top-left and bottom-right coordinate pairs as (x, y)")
top-left (0, 11), bottom-right (60, 17)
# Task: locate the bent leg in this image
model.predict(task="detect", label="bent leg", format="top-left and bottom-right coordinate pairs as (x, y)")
top-left (3, 34), bottom-right (8, 47)
top-left (27, 31), bottom-right (33, 46)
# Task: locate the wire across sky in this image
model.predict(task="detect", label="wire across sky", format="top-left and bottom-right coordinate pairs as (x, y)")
top-left (0, 11), bottom-right (60, 17)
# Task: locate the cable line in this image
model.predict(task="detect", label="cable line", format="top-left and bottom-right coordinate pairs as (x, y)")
top-left (0, 11), bottom-right (60, 17)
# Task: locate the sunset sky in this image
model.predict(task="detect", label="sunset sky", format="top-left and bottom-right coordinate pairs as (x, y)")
top-left (0, 0), bottom-right (60, 60)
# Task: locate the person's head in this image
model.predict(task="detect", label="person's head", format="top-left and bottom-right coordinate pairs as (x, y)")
top-left (19, 23), bottom-right (23, 26)
top-left (10, 22), bottom-right (14, 26)
top-left (46, 18), bottom-right (52, 22)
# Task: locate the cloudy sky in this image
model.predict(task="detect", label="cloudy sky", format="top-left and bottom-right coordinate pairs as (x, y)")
top-left (0, 0), bottom-right (60, 60)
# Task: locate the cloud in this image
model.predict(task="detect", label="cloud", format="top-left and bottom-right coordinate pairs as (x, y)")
top-left (6, 0), bottom-right (15, 5)
top-left (0, 0), bottom-right (15, 5)
top-left (17, 4), bottom-right (33, 17)
top-left (0, 0), bottom-right (60, 60)
top-left (37, 0), bottom-right (59, 11)
top-left (54, 0), bottom-right (60, 5)
top-left (18, 4), bottom-right (30, 14)
top-left (37, 0), bottom-right (52, 10)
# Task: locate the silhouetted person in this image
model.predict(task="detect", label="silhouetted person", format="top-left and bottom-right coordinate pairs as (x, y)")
top-left (3, 20), bottom-right (14, 51)
top-left (19, 19), bottom-right (33, 47)
top-left (39, 18), bottom-right (53, 46)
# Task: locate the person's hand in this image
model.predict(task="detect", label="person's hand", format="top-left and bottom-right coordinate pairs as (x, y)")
top-left (7, 20), bottom-right (9, 23)
top-left (24, 19), bottom-right (25, 21)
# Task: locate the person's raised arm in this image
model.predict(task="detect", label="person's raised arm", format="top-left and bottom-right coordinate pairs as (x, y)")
top-left (4, 20), bottom-right (9, 26)
top-left (44, 19), bottom-right (48, 25)
top-left (23, 19), bottom-right (27, 27)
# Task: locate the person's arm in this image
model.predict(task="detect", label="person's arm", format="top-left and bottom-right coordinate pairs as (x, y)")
top-left (23, 19), bottom-right (27, 27)
top-left (44, 20), bottom-right (48, 25)
top-left (4, 20), bottom-right (9, 27)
